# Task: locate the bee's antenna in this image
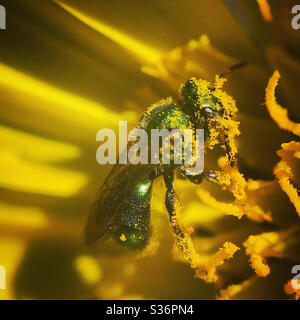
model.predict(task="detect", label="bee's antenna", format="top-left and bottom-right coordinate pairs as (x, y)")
top-left (219, 60), bottom-right (250, 79)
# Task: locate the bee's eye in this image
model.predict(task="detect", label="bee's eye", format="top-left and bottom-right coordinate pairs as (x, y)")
top-left (202, 106), bottom-right (214, 118)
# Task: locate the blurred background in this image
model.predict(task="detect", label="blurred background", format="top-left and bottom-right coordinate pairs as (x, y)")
top-left (0, 0), bottom-right (299, 299)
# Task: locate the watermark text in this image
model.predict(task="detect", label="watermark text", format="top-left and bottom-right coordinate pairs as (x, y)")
top-left (291, 265), bottom-right (300, 290)
top-left (292, 5), bottom-right (300, 30)
top-left (96, 121), bottom-right (204, 175)
top-left (0, 5), bottom-right (6, 30)
top-left (0, 265), bottom-right (6, 290)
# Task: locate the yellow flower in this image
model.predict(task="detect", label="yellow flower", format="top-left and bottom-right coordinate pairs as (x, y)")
top-left (0, 0), bottom-right (299, 299)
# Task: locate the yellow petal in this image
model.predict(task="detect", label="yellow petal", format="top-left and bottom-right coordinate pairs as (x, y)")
top-left (54, 0), bottom-right (161, 64)
top-left (0, 125), bottom-right (81, 163)
top-left (0, 204), bottom-right (48, 230)
top-left (285, 279), bottom-right (300, 300)
top-left (273, 142), bottom-right (300, 217)
top-left (0, 238), bottom-right (26, 299)
top-left (257, 0), bottom-right (273, 22)
top-left (217, 278), bottom-right (254, 300)
top-left (0, 150), bottom-right (87, 197)
top-left (0, 63), bottom-right (136, 144)
top-left (243, 229), bottom-right (296, 277)
top-left (196, 241), bottom-right (240, 283)
top-left (265, 70), bottom-right (300, 136)
top-left (75, 255), bottom-right (102, 285)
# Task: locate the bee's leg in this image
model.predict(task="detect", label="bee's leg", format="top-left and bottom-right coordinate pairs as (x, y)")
top-left (163, 170), bottom-right (188, 254)
top-left (177, 166), bottom-right (205, 184)
top-left (223, 133), bottom-right (237, 167)
top-left (217, 103), bottom-right (236, 167)
top-left (204, 170), bottom-right (220, 183)
top-left (163, 170), bottom-right (177, 223)
top-left (178, 166), bottom-right (222, 185)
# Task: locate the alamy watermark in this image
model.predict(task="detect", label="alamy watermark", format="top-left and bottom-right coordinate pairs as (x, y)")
top-left (96, 121), bottom-right (204, 175)
top-left (0, 265), bottom-right (5, 290)
top-left (292, 5), bottom-right (300, 30)
top-left (291, 265), bottom-right (300, 290)
top-left (0, 5), bottom-right (6, 30)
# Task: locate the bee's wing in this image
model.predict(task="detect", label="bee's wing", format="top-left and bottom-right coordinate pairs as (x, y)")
top-left (84, 164), bottom-right (155, 246)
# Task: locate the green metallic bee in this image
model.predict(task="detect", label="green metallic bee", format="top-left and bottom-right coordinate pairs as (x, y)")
top-left (85, 62), bottom-right (247, 251)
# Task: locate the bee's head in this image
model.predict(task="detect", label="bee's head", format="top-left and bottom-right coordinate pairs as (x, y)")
top-left (181, 75), bottom-right (241, 167)
top-left (181, 61), bottom-right (248, 121)
top-left (181, 78), bottom-right (222, 120)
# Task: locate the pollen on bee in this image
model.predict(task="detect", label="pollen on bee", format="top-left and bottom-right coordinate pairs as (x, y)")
top-left (120, 234), bottom-right (127, 241)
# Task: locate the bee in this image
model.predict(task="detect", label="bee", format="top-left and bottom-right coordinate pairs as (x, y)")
top-left (85, 62), bottom-right (247, 251)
